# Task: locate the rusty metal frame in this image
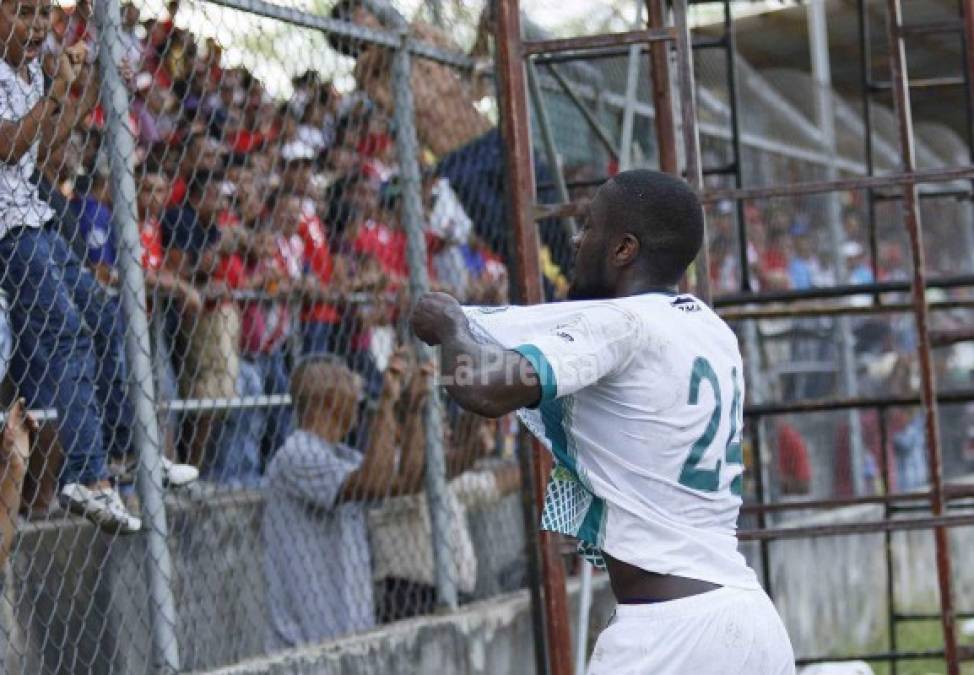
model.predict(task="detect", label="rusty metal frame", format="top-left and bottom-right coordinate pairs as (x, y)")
top-left (494, 4), bottom-right (573, 675)
top-left (522, 28), bottom-right (676, 57)
top-left (495, 0), bottom-right (974, 672)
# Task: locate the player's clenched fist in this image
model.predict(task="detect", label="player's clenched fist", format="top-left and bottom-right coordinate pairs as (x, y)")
top-left (410, 291), bottom-right (466, 346)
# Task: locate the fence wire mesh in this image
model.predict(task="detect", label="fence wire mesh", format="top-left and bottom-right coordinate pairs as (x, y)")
top-left (2, 0), bottom-right (974, 672)
top-left (0, 0), bottom-right (527, 672)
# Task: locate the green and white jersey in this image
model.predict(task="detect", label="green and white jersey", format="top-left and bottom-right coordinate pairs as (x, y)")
top-left (463, 293), bottom-right (759, 590)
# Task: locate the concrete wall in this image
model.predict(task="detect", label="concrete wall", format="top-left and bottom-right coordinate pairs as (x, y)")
top-left (0, 489), bottom-right (531, 674)
top-left (198, 576), bottom-right (615, 675)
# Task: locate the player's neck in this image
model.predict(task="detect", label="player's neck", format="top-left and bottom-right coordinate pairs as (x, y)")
top-left (615, 277), bottom-right (678, 298)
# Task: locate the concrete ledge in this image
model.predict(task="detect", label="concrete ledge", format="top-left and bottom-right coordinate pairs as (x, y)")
top-left (197, 575), bottom-right (615, 675)
top-left (2, 488), bottom-right (532, 673)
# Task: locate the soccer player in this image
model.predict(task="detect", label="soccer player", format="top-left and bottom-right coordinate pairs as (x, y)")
top-left (411, 169), bottom-right (795, 674)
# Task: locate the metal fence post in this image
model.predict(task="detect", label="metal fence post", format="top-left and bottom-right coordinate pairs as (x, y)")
top-left (526, 59), bottom-right (577, 238)
top-left (389, 29), bottom-right (459, 611)
top-left (808, 0), bottom-right (866, 496)
top-left (93, 0), bottom-right (181, 671)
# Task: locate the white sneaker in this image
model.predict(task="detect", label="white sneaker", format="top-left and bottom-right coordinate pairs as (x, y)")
top-left (161, 457), bottom-right (199, 488)
top-left (60, 483), bottom-right (142, 535)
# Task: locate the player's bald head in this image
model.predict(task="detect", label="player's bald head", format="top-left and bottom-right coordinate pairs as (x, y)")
top-left (600, 170), bottom-right (703, 283)
top-left (569, 170), bottom-right (703, 299)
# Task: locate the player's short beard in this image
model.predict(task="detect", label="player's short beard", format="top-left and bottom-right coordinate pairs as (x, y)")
top-left (567, 256), bottom-right (612, 301)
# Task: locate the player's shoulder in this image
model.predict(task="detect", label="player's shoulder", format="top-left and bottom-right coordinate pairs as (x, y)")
top-left (620, 292), bottom-right (738, 342)
top-left (615, 291), bottom-right (710, 320)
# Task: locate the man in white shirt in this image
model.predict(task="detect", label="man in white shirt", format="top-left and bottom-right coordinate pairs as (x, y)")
top-left (412, 170), bottom-right (795, 674)
top-left (0, 0), bottom-right (144, 532)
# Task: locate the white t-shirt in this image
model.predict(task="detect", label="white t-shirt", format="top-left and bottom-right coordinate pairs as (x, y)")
top-left (463, 292), bottom-right (760, 590)
top-left (0, 58), bottom-right (54, 239)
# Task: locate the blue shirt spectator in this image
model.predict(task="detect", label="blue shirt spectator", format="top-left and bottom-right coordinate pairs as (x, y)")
top-left (72, 191), bottom-right (116, 267)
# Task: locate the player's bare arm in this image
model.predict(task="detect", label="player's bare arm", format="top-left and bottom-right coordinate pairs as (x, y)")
top-left (411, 291), bottom-right (541, 418)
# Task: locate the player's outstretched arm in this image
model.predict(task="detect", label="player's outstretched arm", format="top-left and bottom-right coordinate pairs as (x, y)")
top-left (411, 292), bottom-right (541, 418)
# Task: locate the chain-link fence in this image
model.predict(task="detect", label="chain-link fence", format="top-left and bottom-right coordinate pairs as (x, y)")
top-left (3, 0), bottom-right (974, 672)
top-left (0, 0), bottom-right (531, 672)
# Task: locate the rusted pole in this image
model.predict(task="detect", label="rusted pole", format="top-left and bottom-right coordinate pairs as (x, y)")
top-left (646, 0), bottom-right (678, 174)
top-left (494, 3), bottom-right (573, 675)
top-left (884, 1), bottom-right (959, 671)
top-left (523, 28), bottom-right (675, 56)
top-left (671, 0), bottom-right (711, 303)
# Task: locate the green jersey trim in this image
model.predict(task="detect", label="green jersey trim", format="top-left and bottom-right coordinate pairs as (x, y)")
top-left (514, 343), bottom-right (558, 403)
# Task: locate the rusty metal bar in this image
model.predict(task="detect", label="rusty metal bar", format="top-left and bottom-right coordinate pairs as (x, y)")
top-left (702, 161), bottom-right (738, 176)
top-left (740, 485), bottom-right (974, 515)
top-left (931, 327), bottom-right (974, 347)
top-left (495, 3), bottom-right (572, 675)
top-left (714, 273), bottom-right (974, 307)
top-left (869, 75), bottom-right (966, 91)
top-left (522, 27), bottom-right (676, 56)
top-left (646, 0), bottom-right (678, 174)
top-left (884, 0), bottom-right (959, 670)
top-left (749, 421), bottom-right (774, 597)
top-left (701, 165), bottom-right (974, 203)
top-left (718, 298), bottom-right (974, 321)
top-left (694, 36), bottom-right (727, 49)
top-left (878, 409), bottom-right (899, 675)
top-left (872, 187), bottom-right (971, 201)
top-left (897, 612), bottom-right (974, 621)
top-left (532, 45), bottom-right (648, 65)
top-left (737, 512), bottom-right (974, 542)
top-left (858, 0), bottom-right (882, 289)
top-left (711, 0), bottom-right (752, 294)
top-left (544, 164), bottom-right (974, 216)
top-left (672, 0), bottom-right (711, 303)
top-left (901, 19), bottom-right (964, 35)
top-left (745, 388), bottom-right (974, 417)
top-left (796, 646), bottom-right (974, 666)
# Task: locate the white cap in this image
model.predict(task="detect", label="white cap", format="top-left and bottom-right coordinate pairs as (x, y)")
top-left (280, 140), bottom-right (316, 162)
top-left (841, 241), bottom-right (864, 258)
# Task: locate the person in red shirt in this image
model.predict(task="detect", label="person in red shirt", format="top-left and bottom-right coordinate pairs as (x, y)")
top-left (266, 192), bottom-right (344, 356)
top-left (212, 218), bottom-right (298, 486)
top-left (137, 168), bottom-right (203, 315)
top-left (775, 421), bottom-right (811, 496)
top-left (162, 173), bottom-right (250, 468)
top-left (167, 134), bottom-right (226, 208)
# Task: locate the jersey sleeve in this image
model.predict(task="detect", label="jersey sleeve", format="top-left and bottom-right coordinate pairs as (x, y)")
top-left (503, 303), bottom-right (641, 402)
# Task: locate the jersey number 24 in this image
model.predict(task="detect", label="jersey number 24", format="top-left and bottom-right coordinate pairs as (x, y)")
top-left (678, 357), bottom-right (744, 496)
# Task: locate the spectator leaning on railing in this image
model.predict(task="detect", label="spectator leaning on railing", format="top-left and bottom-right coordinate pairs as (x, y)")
top-left (162, 171), bottom-right (251, 469)
top-left (0, 7), bottom-right (142, 532)
top-left (262, 347), bottom-right (426, 651)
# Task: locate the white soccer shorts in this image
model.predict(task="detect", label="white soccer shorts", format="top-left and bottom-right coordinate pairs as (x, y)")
top-left (587, 586), bottom-right (796, 675)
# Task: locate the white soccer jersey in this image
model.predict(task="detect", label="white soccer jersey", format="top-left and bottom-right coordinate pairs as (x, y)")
top-left (463, 292), bottom-right (759, 590)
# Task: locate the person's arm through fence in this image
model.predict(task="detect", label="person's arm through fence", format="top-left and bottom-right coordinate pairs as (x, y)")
top-left (411, 292), bottom-right (541, 418)
top-left (337, 349), bottom-right (408, 502)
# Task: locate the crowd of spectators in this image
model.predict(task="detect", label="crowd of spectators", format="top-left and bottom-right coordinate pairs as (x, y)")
top-left (21, 0), bottom-right (511, 493)
top-left (7, 0), bottom-right (974, 654)
top-left (706, 194), bottom-right (974, 500)
top-left (0, 0), bottom-right (526, 648)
